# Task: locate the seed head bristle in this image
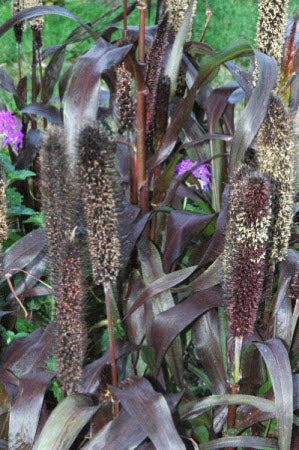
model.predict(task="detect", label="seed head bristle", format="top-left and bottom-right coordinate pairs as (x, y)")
top-left (145, 13), bottom-right (170, 153)
top-left (257, 94), bottom-right (295, 261)
top-left (23, 0), bottom-right (44, 44)
top-left (255, 0), bottom-right (289, 87)
top-left (55, 242), bottom-right (86, 395)
top-left (114, 63), bottom-right (135, 134)
top-left (79, 124), bottom-right (121, 285)
top-left (223, 165), bottom-right (272, 337)
top-left (165, 0), bottom-right (197, 39)
top-left (11, 0), bottom-right (25, 43)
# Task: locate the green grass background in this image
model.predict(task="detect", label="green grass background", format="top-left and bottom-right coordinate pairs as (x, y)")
top-left (0, 0), bottom-right (297, 106)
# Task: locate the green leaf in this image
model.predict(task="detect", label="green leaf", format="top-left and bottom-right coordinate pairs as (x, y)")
top-left (0, 153), bottom-right (35, 182)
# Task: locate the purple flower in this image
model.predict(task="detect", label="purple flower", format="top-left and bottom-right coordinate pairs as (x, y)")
top-left (174, 159), bottom-right (212, 191)
top-left (0, 111), bottom-right (23, 152)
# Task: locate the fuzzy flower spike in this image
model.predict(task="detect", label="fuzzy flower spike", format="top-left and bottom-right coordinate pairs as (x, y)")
top-left (0, 111), bottom-right (23, 152)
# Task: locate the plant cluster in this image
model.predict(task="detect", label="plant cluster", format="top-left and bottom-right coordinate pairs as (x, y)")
top-left (0, 0), bottom-right (297, 448)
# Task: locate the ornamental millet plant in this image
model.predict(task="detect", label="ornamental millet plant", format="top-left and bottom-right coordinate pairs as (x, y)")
top-left (255, 0), bottom-right (295, 261)
top-left (41, 126), bottom-right (86, 394)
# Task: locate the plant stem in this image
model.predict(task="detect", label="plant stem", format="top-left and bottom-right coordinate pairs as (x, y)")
top-left (226, 335), bottom-right (242, 449)
top-left (31, 37), bottom-right (37, 130)
top-left (37, 46), bottom-right (47, 130)
top-left (123, 0), bottom-right (128, 39)
top-left (17, 43), bottom-right (22, 80)
top-left (219, 306), bottom-right (228, 378)
top-left (104, 281), bottom-right (119, 417)
top-left (136, 1), bottom-right (148, 214)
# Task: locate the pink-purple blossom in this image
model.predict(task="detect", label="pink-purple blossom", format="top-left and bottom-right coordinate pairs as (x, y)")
top-left (0, 110), bottom-right (23, 152)
top-left (174, 159), bottom-right (212, 191)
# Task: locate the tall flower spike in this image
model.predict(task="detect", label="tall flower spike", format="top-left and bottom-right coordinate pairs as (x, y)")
top-left (165, 0), bottom-right (197, 39)
top-left (40, 126), bottom-right (70, 285)
top-left (255, 0), bottom-right (289, 88)
top-left (41, 126), bottom-right (86, 394)
top-left (223, 165), bottom-right (272, 337)
top-left (55, 241), bottom-right (87, 394)
top-left (257, 94), bottom-right (295, 261)
top-left (23, 0), bottom-right (44, 46)
top-left (11, 0), bottom-right (25, 43)
top-left (145, 13), bottom-right (170, 153)
top-left (79, 124), bottom-right (121, 285)
top-left (114, 62), bottom-right (135, 134)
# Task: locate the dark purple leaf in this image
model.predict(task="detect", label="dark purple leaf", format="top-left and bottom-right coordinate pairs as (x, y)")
top-left (137, 238), bottom-right (184, 386)
top-left (41, 45), bottom-right (63, 60)
top-left (0, 6), bottom-right (97, 40)
top-left (20, 103), bottom-right (63, 126)
top-left (0, 323), bottom-right (55, 378)
top-left (5, 252), bottom-right (47, 303)
top-left (190, 184), bottom-right (229, 267)
top-left (58, 65), bottom-right (73, 103)
top-left (64, 38), bottom-right (132, 161)
top-left (163, 210), bottom-right (215, 272)
top-left (42, 46), bottom-right (66, 102)
top-left (206, 86), bottom-right (235, 207)
top-left (12, 285), bottom-right (52, 301)
top-left (149, 74), bottom-right (199, 170)
top-left (2, 229), bottom-right (47, 282)
top-left (81, 340), bottom-right (134, 394)
top-left (195, 436), bottom-right (277, 449)
top-left (224, 61), bottom-right (252, 98)
top-left (229, 49), bottom-right (277, 173)
top-left (294, 374), bottom-right (299, 410)
top-left (0, 311), bottom-right (14, 317)
top-left (179, 393), bottom-right (275, 421)
top-left (8, 369), bottom-right (55, 449)
top-left (123, 264), bottom-right (197, 320)
top-left (179, 133), bottom-right (233, 151)
top-left (83, 392), bottom-right (183, 450)
top-left (83, 409), bottom-right (146, 450)
top-left (152, 286), bottom-right (225, 371)
top-left (192, 310), bottom-right (226, 394)
top-left (0, 68), bottom-right (17, 95)
top-left (15, 128), bottom-right (42, 170)
top-left (0, 369), bottom-right (19, 404)
top-left (15, 76), bottom-right (27, 110)
top-left (272, 249), bottom-right (298, 315)
top-left (110, 377), bottom-right (185, 449)
top-left (187, 255), bottom-right (223, 291)
top-left (255, 339), bottom-right (293, 450)
top-left (126, 274), bottom-right (146, 346)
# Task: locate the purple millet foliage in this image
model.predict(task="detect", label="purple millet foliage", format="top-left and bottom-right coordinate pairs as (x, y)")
top-left (224, 166), bottom-right (272, 337)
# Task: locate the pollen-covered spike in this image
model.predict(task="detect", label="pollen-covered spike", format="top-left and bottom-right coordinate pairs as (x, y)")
top-left (55, 241), bottom-right (87, 395)
top-left (223, 165), bottom-right (272, 337)
top-left (145, 13), bottom-right (170, 153)
top-left (257, 94), bottom-right (295, 261)
top-left (11, 0), bottom-right (25, 43)
top-left (165, 0), bottom-right (197, 38)
top-left (114, 62), bottom-right (135, 134)
top-left (40, 126), bottom-right (71, 287)
top-left (79, 124), bottom-right (121, 285)
top-left (255, 0), bottom-right (289, 88)
top-left (23, 0), bottom-right (44, 46)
